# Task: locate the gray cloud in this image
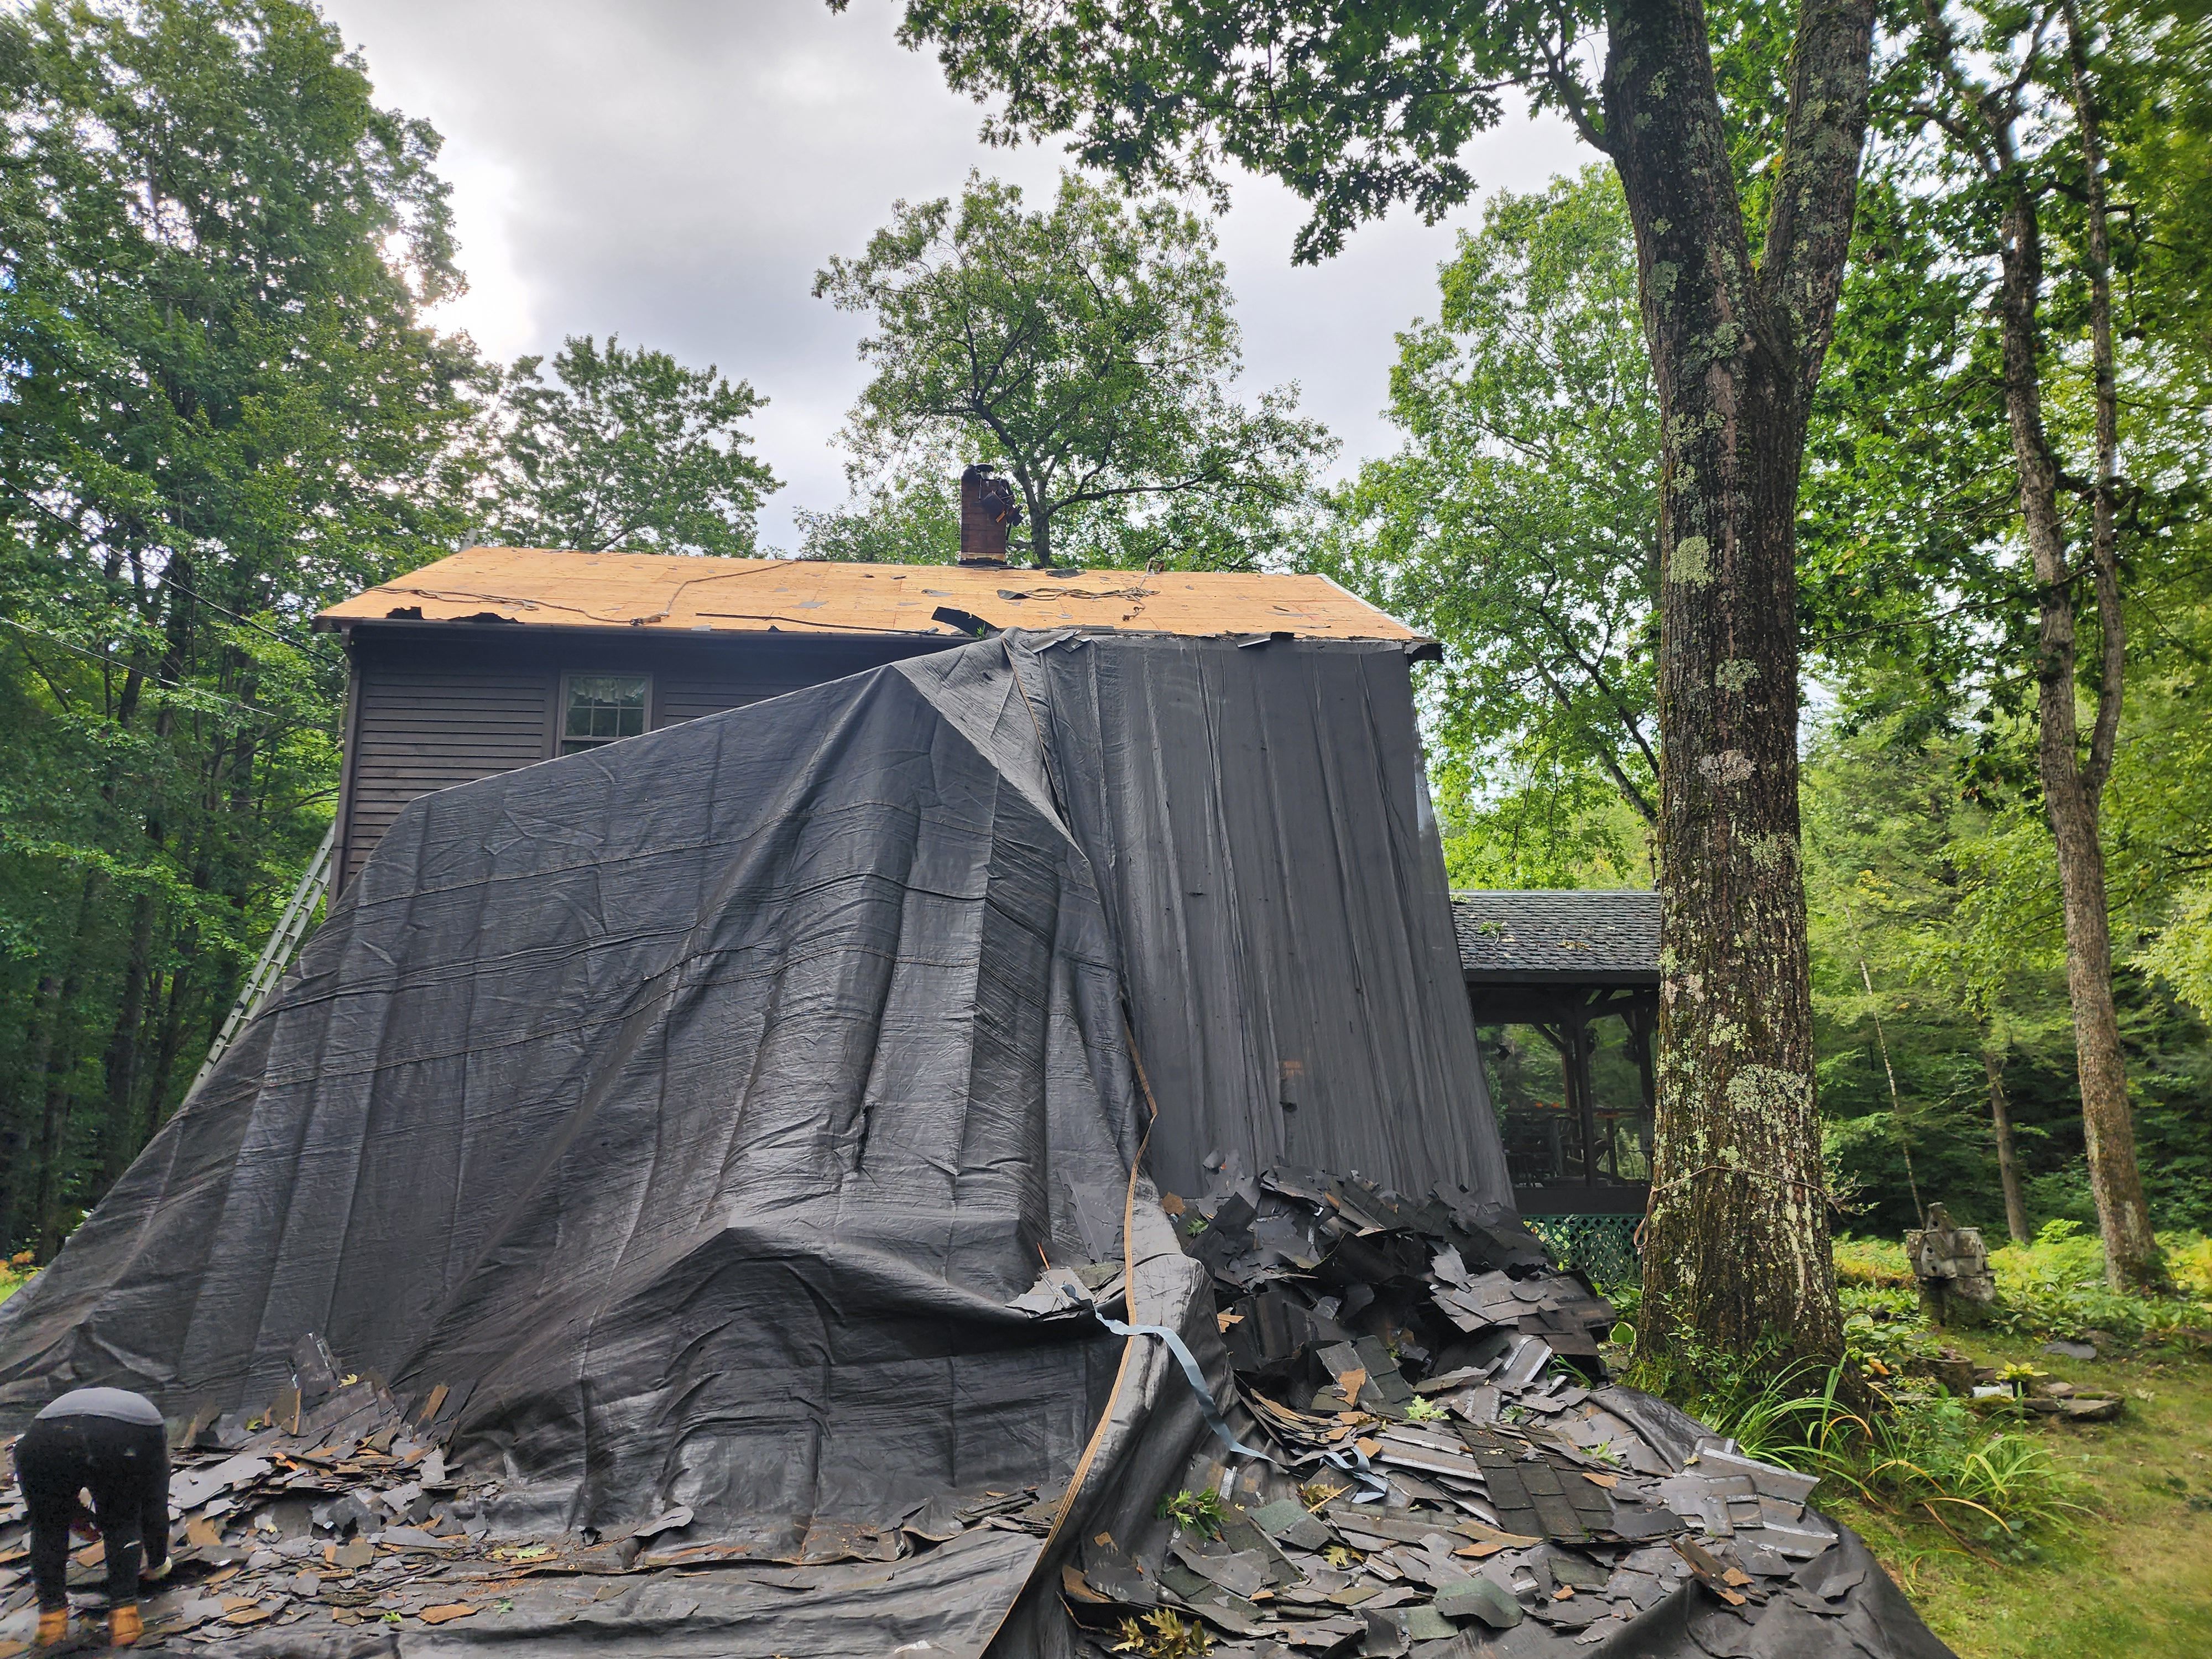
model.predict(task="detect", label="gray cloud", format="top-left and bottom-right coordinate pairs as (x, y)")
top-left (325, 0), bottom-right (1585, 547)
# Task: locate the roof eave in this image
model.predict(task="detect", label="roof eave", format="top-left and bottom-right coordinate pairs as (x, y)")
top-left (1460, 969), bottom-right (1660, 987)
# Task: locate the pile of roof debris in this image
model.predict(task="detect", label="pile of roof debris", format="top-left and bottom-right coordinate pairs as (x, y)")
top-left (0, 1162), bottom-right (1940, 1657)
top-left (1040, 1161), bottom-right (1909, 1658)
top-left (0, 1335), bottom-right (1064, 1655)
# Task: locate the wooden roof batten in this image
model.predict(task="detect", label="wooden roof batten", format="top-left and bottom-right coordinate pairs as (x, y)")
top-left (316, 545), bottom-right (1434, 650)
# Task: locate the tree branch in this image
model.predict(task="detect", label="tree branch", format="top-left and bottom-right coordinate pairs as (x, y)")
top-left (1759, 0), bottom-right (1881, 388)
top-left (1528, 654), bottom-right (1658, 822)
top-left (2067, 0), bottom-right (2124, 800)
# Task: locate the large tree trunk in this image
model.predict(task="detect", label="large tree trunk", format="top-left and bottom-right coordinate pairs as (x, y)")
top-left (1605, 0), bottom-right (1875, 1368)
top-left (1990, 131), bottom-right (2162, 1290)
top-left (1026, 493), bottom-right (1052, 567)
top-left (1984, 1047), bottom-right (2030, 1246)
top-left (2039, 763), bottom-right (2156, 1284)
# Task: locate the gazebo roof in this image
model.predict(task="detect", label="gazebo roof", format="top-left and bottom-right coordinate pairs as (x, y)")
top-left (1451, 890), bottom-right (1661, 985)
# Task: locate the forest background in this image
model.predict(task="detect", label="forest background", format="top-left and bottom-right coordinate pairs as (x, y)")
top-left (2, 0), bottom-right (2209, 1267)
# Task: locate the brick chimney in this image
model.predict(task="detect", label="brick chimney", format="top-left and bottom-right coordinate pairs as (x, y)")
top-left (958, 465), bottom-right (1021, 566)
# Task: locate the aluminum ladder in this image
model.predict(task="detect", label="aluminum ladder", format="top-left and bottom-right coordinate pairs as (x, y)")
top-left (187, 822), bottom-right (335, 1097)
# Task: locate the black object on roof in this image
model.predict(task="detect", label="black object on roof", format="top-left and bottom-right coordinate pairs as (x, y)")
top-left (1452, 888), bottom-right (1661, 983)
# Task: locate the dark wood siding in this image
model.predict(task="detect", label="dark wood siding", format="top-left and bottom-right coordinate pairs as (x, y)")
top-left (335, 625), bottom-right (958, 890)
top-left (342, 662), bottom-right (552, 886)
top-left (656, 671), bottom-right (778, 726)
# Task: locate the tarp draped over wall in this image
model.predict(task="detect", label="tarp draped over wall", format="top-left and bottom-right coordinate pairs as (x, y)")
top-left (1023, 635), bottom-right (1512, 1207)
top-left (0, 633), bottom-right (1503, 1653)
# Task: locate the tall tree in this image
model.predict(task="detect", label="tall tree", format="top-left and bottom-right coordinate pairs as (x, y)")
top-left (814, 171), bottom-right (1332, 569)
top-left (0, 0), bottom-right (481, 1253)
top-left (1803, 0), bottom-right (2210, 1288)
top-left (1324, 168), bottom-right (1658, 885)
top-left (791, 465), bottom-right (962, 565)
top-left (863, 0), bottom-right (1880, 1365)
top-left (492, 335), bottom-right (779, 557)
top-left (1963, 0), bottom-right (2152, 1288)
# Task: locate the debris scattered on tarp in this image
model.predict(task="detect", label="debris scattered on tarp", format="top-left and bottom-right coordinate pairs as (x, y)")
top-left (0, 1334), bottom-right (1060, 1652)
top-left (0, 637), bottom-right (1957, 1656)
top-left (1038, 1161), bottom-right (1948, 1657)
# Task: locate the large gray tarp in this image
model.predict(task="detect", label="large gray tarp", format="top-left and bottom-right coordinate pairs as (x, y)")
top-left (0, 632), bottom-right (1946, 1658)
top-left (0, 634), bottom-right (1502, 1650)
top-left (1024, 634), bottom-right (1511, 1207)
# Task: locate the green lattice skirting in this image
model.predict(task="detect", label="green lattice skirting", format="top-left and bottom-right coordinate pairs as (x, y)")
top-left (1524, 1213), bottom-right (1640, 1291)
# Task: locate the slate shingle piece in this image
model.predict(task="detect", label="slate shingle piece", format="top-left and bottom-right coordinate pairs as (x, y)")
top-left (1045, 1159), bottom-right (1929, 1658)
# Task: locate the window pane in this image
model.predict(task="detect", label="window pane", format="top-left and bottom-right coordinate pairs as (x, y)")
top-left (564, 675), bottom-right (649, 747)
top-left (1587, 1011), bottom-right (1655, 1185)
top-left (1479, 1023), bottom-right (1585, 1187)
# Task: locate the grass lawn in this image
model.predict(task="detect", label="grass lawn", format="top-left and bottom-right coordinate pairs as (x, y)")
top-left (1825, 1331), bottom-right (2212, 1658)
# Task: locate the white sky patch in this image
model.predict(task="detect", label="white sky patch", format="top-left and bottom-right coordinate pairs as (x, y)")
top-left (422, 147), bottom-right (537, 361)
top-left (324, 0), bottom-right (1587, 549)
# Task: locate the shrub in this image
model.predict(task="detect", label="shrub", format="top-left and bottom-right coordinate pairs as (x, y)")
top-left (1986, 1221), bottom-right (2212, 1344)
top-left (2167, 1234), bottom-right (2212, 1300)
top-left (1833, 1235), bottom-right (1913, 1288)
top-left (1155, 1489), bottom-right (1226, 1536)
top-left (1631, 1347), bottom-right (2086, 1555)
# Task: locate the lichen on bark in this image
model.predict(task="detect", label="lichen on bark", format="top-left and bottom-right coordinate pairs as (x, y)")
top-left (1605, 0), bottom-right (1877, 1373)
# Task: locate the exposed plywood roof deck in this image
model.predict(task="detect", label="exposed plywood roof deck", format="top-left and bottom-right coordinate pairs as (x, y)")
top-left (318, 546), bottom-right (1422, 643)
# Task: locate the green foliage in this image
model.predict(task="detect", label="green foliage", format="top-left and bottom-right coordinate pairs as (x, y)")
top-left (2126, 597), bottom-right (2212, 1040)
top-left (1402, 1395), bottom-right (1447, 1423)
top-left (1849, 1396), bottom-right (2090, 1557)
top-left (1985, 1227), bottom-right (2212, 1345)
top-left (1796, 2), bottom-right (2212, 1260)
top-left (867, 0), bottom-right (1634, 265)
top-left (491, 335), bottom-right (779, 556)
top-left (813, 170), bottom-right (1333, 570)
top-left (1834, 1237), bottom-right (1914, 1288)
top-left (0, 0), bottom-right (485, 1255)
top-left (1801, 691), bottom-right (2212, 1240)
top-left (1154, 1488), bottom-right (1226, 1537)
top-left (789, 466), bottom-right (958, 565)
top-left (1835, 1224), bottom-right (2212, 1349)
top-left (1634, 1342), bottom-right (2088, 1551)
top-left (1319, 167), bottom-right (1657, 886)
top-left (1112, 1609), bottom-right (1212, 1657)
top-left (0, 1253), bottom-right (35, 1306)
top-left (2142, 888), bottom-right (2212, 1029)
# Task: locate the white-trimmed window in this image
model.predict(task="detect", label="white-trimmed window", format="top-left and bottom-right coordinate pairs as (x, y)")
top-left (560, 672), bottom-right (650, 755)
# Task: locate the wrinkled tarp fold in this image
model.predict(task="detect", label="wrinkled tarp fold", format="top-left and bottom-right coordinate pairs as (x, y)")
top-left (0, 632), bottom-right (1943, 1657)
top-left (0, 634), bottom-right (1502, 1653)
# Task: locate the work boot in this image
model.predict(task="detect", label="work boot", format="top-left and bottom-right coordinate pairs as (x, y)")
top-left (34, 1606), bottom-right (67, 1646)
top-left (109, 1604), bottom-right (141, 1647)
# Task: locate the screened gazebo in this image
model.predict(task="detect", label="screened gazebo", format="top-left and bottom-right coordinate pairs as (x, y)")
top-left (1453, 890), bottom-right (1659, 1219)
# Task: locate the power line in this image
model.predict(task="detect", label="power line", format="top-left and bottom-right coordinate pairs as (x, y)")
top-left (0, 614), bottom-right (296, 722)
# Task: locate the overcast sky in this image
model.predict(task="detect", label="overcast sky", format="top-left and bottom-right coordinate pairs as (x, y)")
top-left (322, 1), bottom-right (1587, 551)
